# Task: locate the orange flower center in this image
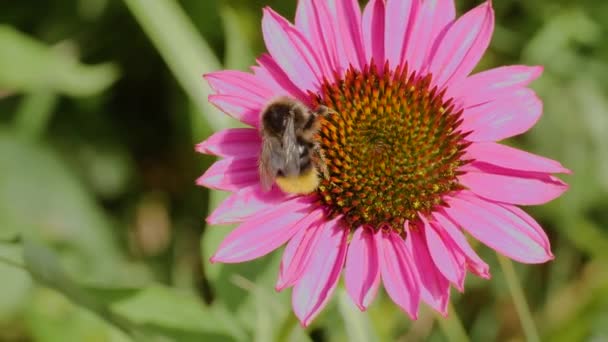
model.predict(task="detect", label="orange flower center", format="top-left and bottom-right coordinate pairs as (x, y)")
top-left (311, 63), bottom-right (470, 231)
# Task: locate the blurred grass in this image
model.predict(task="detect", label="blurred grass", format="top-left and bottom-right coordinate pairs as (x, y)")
top-left (0, 0), bottom-right (607, 341)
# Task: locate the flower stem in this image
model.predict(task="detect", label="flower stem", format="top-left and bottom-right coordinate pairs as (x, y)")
top-left (436, 301), bottom-right (470, 342)
top-left (497, 254), bottom-right (541, 342)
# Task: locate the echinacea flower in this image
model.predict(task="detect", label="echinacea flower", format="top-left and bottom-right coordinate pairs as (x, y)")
top-left (197, 0), bottom-right (570, 326)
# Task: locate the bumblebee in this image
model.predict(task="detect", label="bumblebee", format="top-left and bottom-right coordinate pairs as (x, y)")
top-left (258, 96), bottom-right (330, 194)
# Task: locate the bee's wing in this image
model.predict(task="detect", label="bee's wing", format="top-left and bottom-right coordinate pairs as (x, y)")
top-left (259, 137), bottom-right (279, 191)
top-left (282, 114), bottom-right (300, 177)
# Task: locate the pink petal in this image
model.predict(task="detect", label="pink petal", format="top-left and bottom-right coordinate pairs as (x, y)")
top-left (207, 184), bottom-right (291, 225)
top-left (295, 0), bottom-right (340, 76)
top-left (293, 218), bottom-right (348, 327)
top-left (432, 211), bottom-right (490, 279)
top-left (210, 196), bottom-right (316, 263)
top-left (465, 142), bottom-right (571, 174)
top-left (344, 227), bottom-right (381, 311)
top-left (262, 8), bottom-right (325, 91)
top-left (406, 220), bottom-right (449, 316)
top-left (204, 70), bottom-right (273, 102)
top-left (362, 0), bottom-right (385, 68)
top-left (459, 163), bottom-right (568, 205)
top-left (277, 227), bottom-right (307, 290)
top-left (196, 157), bottom-right (259, 191)
top-left (208, 94), bottom-right (260, 127)
top-left (446, 65), bottom-right (543, 108)
top-left (405, 0), bottom-right (455, 72)
top-left (425, 0), bottom-right (456, 66)
top-left (461, 88), bottom-right (542, 142)
top-left (385, 0), bottom-right (419, 68)
top-left (444, 193), bottom-right (554, 263)
top-left (428, 1), bottom-right (494, 88)
top-left (498, 203), bottom-right (554, 255)
top-left (195, 128), bottom-right (260, 158)
top-left (276, 210), bottom-right (325, 290)
top-left (422, 216), bottom-right (466, 291)
top-left (377, 229), bottom-right (420, 319)
top-left (254, 54), bottom-right (310, 104)
top-left (332, 0), bottom-right (366, 70)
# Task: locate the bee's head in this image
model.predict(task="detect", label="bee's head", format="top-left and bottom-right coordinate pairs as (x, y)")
top-left (261, 101), bottom-right (291, 134)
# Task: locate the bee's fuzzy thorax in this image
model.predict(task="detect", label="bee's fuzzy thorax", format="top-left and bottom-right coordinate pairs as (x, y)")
top-left (275, 168), bottom-right (320, 194)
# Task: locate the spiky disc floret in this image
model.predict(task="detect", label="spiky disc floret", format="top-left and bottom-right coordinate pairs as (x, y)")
top-left (311, 62), bottom-right (471, 231)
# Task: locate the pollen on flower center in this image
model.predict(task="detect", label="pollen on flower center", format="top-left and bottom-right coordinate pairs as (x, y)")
top-left (311, 63), bottom-right (471, 231)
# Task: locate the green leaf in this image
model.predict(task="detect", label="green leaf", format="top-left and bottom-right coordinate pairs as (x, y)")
top-left (19, 237), bottom-right (239, 341)
top-left (0, 217), bottom-right (20, 243)
top-left (22, 239), bottom-right (86, 305)
top-left (17, 238), bottom-right (142, 339)
top-left (111, 285), bottom-right (246, 341)
top-left (81, 286), bottom-right (141, 308)
top-left (13, 90), bottom-right (58, 139)
top-left (0, 26), bottom-right (119, 96)
top-left (0, 242), bottom-right (31, 320)
top-left (0, 130), bottom-right (138, 284)
top-left (25, 288), bottom-right (131, 342)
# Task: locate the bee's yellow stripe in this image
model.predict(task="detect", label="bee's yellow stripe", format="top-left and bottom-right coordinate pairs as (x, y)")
top-left (275, 168), bottom-right (320, 194)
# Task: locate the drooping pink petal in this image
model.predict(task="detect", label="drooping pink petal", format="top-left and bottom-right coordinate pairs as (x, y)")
top-left (465, 142), bottom-right (571, 174)
top-left (385, 0), bottom-right (418, 68)
top-left (204, 70), bottom-right (273, 102)
top-left (262, 8), bottom-right (325, 91)
top-left (208, 94), bottom-right (260, 127)
top-left (344, 226), bottom-right (380, 311)
top-left (441, 239), bottom-right (470, 285)
top-left (422, 216), bottom-right (466, 291)
top-left (276, 210), bottom-right (325, 290)
top-left (332, 0), bottom-right (366, 70)
top-left (446, 65), bottom-right (543, 108)
top-left (295, 0), bottom-right (340, 76)
top-left (207, 184), bottom-right (291, 225)
top-left (196, 157), bottom-right (259, 191)
top-left (432, 211), bottom-right (490, 279)
top-left (461, 88), bottom-right (542, 142)
top-left (253, 54), bottom-right (310, 104)
top-left (406, 219), bottom-right (449, 316)
top-left (404, 0), bottom-right (455, 72)
top-left (428, 1), bottom-right (493, 88)
top-left (196, 128), bottom-right (260, 158)
top-left (444, 193), bottom-right (554, 263)
top-left (362, 0), bottom-right (385, 68)
top-left (210, 197), bottom-right (316, 263)
top-left (377, 229), bottom-right (420, 319)
top-left (498, 203), bottom-right (554, 256)
top-left (459, 162), bottom-right (568, 205)
top-left (293, 218), bottom-right (348, 327)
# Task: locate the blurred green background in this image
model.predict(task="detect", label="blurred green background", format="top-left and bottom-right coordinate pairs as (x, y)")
top-left (1, 0), bottom-right (607, 341)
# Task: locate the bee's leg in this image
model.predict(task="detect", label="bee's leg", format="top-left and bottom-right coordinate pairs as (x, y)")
top-left (314, 105), bottom-right (337, 118)
top-left (313, 143), bottom-right (330, 179)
